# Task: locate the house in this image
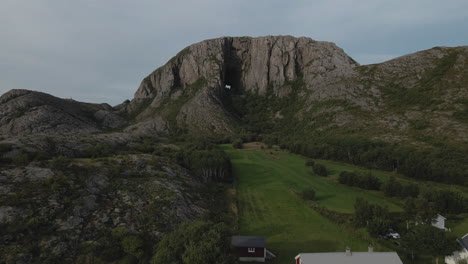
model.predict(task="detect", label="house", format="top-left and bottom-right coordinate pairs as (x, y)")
top-left (295, 246), bottom-right (403, 264)
top-left (432, 214), bottom-right (447, 230)
top-left (446, 233), bottom-right (468, 264)
top-left (231, 236), bottom-right (266, 262)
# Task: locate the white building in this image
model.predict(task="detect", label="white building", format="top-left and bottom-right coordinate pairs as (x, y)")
top-left (446, 234), bottom-right (468, 264)
top-left (295, 246), bottom-right (403, 264)
top-left (432, 214), bottom-right (447, 230)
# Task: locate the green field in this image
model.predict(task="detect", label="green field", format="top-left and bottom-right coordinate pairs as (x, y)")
top-left (224, 145), bottom-right (399, 263)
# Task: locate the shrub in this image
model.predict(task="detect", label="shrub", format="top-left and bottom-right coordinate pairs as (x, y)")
top-left (313, 164), bottom-right (327, 176)
top-left (305, 159), bottom-right (315, 167)
top-left (111, 227), bottom-right (129, 239)
top-left (301, 188), bottom-right (316, 200)
top-left (121, 236), bottom-right (144, 259)
top-left (12, 152), bottom-right (32, 166)
top-left (232, 139), bottom-right (243, 149)
top-left (51, 156), bottom-right (70, 171)
top-left (0, 143), bottom-right (13, 153)
top-left (86, 143), bottom-right (111, 158)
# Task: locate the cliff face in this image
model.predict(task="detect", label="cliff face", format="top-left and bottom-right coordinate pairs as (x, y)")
top-left (124, 36), bottom-right (467, 144)
top-left (126, 36), bottom-right (359, 134)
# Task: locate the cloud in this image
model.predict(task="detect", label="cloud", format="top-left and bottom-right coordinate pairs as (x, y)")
top-left (1, 0), bottom-right (467, 105)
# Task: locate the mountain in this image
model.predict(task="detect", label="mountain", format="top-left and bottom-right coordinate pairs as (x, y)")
top-left (124, 36), bottom-right (468, 144)
top-left (2, 36), bottom-right (467, 145)
top-left (1, 35), bottom-right (467, 263)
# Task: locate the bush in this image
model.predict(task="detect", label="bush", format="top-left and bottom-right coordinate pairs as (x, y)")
top-left (232, 139), bottom-right (243, 149)
top-left (313, 164), bottom-right (327, 176)
top-left (121, 236), bottom-right (144, 259)
top-left (12, 152), bottom-right (32, 166)
top-left (0, 143), bottom-right (13, 153)
top-left (51, 156), bottom-right (70, 171)
top-left (305, 159), bottom-right (315, 167)
top-left (301, 189), bottom-right (316, 200)
top-left (86, 143), bottom-right (111, 158)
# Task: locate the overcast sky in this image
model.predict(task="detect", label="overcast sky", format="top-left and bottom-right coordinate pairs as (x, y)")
top-left (1, 0), bottom-right (467, 105)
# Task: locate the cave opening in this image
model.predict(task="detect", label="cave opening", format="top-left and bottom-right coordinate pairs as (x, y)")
top-left (223, 46), bottom-right (243, 93)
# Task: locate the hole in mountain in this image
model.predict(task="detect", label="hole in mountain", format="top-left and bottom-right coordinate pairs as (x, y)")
top-left (223, 45), bottom-right (243, 93)
top-left (224, 65), bottom-right (242, 92)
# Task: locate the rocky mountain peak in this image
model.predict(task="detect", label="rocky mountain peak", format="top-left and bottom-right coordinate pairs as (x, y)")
top-left (133, 36), bottom-right (358, 102)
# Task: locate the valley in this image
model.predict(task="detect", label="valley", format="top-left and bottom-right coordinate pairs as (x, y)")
top-left (225, 142), bottom-right (468, 264)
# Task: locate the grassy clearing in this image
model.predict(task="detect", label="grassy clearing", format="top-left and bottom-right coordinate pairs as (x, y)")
top-left (225, 146), bottom-right (397, 263)
top-left (448, 214), bottom-right (468, 237)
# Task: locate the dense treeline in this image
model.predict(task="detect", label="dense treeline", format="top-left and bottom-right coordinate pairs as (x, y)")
top-left (421, 189), bottom-right (467, 214)
top-left (382, 177), bottom-right (420, 198)
top-left (340, 171), bottom-right (467, 214)
top-left (265, 136), bottom-right (468, 186)
top-left (174, 140), bottom-right (232, 182)
top-left (338, 171), bottom-right (381, 190)
top-left (354, 198), bottom-right (390, 236)
top-left (151, 220), bottom-right (234, 264)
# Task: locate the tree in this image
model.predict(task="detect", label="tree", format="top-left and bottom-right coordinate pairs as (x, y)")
top-left (403, 197), bottom-right (417, 230)
top-left (407, 225), bottom-right (460, 264)
top-left (232, 139), bottom-right (243, 149)
top-left (414, 198), bottom-right (437, 225)
top-left (382, 176), bottom-right (402, 197)
top-left (313, 164), bottom-right (328, 176)
top-left (301, 188), bottom-right (316, 200)
top-left (367, 217), bottom-right (390, 236)
top-left (354, 198), bottom-right (390, 236)
top-left (151, 220), bottom-right (233, 264)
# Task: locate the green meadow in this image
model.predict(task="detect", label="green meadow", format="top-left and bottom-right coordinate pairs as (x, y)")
top-left (224, 145), bottom-right (399, 263)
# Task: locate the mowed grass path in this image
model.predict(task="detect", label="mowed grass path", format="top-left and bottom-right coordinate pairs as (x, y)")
top-left (225, 147), bottom-right (402, 263)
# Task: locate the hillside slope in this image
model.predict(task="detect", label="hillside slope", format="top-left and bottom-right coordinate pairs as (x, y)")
top-left (124, 36), bottom-right (468, 145)
top-left (0, 89), bottom-right (127, 135)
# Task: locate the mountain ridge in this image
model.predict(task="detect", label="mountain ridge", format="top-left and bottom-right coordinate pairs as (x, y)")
top-left (1, 36), bottom-right (467, 146)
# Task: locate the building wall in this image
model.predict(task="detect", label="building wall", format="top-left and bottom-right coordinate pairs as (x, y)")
top-left (236, 247), bottom-right (265, 258)
top-left (432, 216), bottom-right (446, 230)
top-left (239, 257), bottom-right (265, 262)
top-left (446, 249), bottom-right (468, 264)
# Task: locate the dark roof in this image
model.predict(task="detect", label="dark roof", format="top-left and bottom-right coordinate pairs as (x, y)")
top-left (458, 234), bottom-right (468, 250)
top-left (231, 236), bottom-right (266, 248)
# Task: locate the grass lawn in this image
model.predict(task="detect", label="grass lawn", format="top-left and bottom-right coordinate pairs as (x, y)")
top-left (448, 214), bottom-right (468, 237)
top-left (224, 143), bottom-right (466, 264)
top-left (225, 146), bottom-right (397, 263)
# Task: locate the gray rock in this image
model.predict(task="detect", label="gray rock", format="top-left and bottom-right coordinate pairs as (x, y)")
top-left (0, 206), bottom-right (24, 224)
top-left (85, 174), bottom-right (108, 194)
top-left (0, 167), bottom-right (53, 182)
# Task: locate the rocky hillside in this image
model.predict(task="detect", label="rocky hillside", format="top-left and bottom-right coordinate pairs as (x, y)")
top-left (125, 36), bottom-right (360, 134)
top-left (1, 36), bottom-right (466, 145)
top-left (0, 89), bottom-right (127, 136)
top-left (123, 36), bottom-right (468, 144)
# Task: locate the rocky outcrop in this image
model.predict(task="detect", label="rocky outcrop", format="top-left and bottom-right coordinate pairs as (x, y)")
top-left (0, 154), bottom-right (206, 262)
top-left (126, 36), bottom-right (359, 134)
top-left (0, 89), bottom-right (127, 136)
